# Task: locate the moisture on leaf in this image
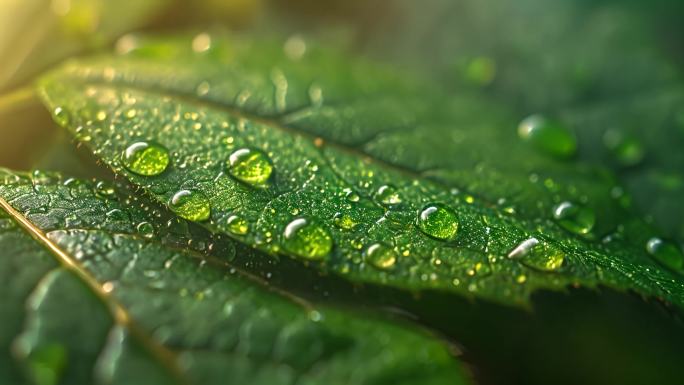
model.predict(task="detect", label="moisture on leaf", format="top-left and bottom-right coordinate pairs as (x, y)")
top-left (36, 33), bottom-right (684, 308)
top-left (0, 169), bottom-right (469, 385)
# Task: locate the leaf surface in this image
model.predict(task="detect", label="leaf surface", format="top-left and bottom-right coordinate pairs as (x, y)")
top-left (37, 34), bottom-right (684, 307)
top-left (0, 169), bottom-right (468, 385)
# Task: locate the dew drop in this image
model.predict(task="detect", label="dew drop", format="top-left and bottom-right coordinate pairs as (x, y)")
top-left (227, 148), bottom-right (273, 187)
top-left (507, 237), bottom-right (565, 272)
top-left (136, 221), bottom-right (155, 238)
top-left (94, 181), bottom-right (116, 198)
top-left (552, 201), bottom-right (595, 235)
top-left (518, 114), bottom-right (576, 158)
top-left (417, 203), bottom-right (458, 241)
top-left (603, 129), bottom-right (644, 167)
top-left (169, 190), bottom-right (210, 222)
top-left (53, 107), bottom-right (71, 126)
top-left (226, 214), bottom-right (249, 235)
top-left (365, 243), bottom-right (397, 270)
top-left (332, 212), bottom-right (356, 230)
top-left (646, 237), bottom-right (684, 271)
top-left (375, 184), bottom-right (401, 205)
top-left (345, 190), bottom-right (360, 203)
top-left (121, 141), bottom-right (170, 176)
top-left (282, 218), bottom-right (332, 260)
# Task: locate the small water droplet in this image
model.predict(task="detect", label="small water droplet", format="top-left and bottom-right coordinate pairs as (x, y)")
top-left (169, 190), bottom-right (210, 222)
top-left (417, 203), bottom-right (459, 241)
top-left (507, 237), bottom-right (565, 271)
top-left (333, 212), bottom-right (356, 230)
top-left (284, 34), bottom-right (307, 60)
top-left (375, 184), bottom-right (401, 205)
top-left (226, 214), bottom-right (249, 235)
top-left (553, 201), bottom-right (595, 235)
top-left (518, 115), bottom-right (576, 158)
top-left (136, 221), bottom-right (155, 238)
top-left (646, 237), bottom-right (683, 271)
top-left (53, 107), bottom-right (71, 126)
top-left (192, 33), bottom-right (212, 53)
top-left (603, 129), bottom-right (644, 167)
top-left (196, 81), bottom-right (211, 96)
top-left (364, 243), bottom-right (397, 270)
top-left (94, 181), bottom-right (116, 198)
top-left (121, 141), bottom-right (170, 176)
top-left (227, 148), bottom-right (273, 187)
top-left (282, 218), bottom-right (332, 260)
top-left (345, 190), bottom-right (360, 202)
top-left (464, 56), bottom-right (497, 86)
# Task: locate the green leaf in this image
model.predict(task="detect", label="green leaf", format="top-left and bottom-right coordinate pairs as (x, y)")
top-left (0, 169), bottom-right (468, 385)
top-left (37, 34), bottom-right (684, 307)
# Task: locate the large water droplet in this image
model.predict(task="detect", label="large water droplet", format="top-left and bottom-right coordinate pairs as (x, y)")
top-left (417, 204), bottom-right (458, 241)
top-left (169, 190), bottom-right (210, 222)
top-left (227, 148), bottom-right (273, 187)
top-left (365, 243), bottom-right (397, 270)
top-left (507, 237), bottom-right (565, 271)
top-left (518, 115), bottom-right (576, 158)
top-left (226, 214), bottom-right (249, 235)
top-left (375, 184), bottom-right (401, 205)
top-left (282, 218), bottom-right (332, 260)
top-left (553, 201), bottom-right (595, 235)
top-left (646, 237), bottom-right (683, 271)
top-left (121, 141), bottom-right (170, 176)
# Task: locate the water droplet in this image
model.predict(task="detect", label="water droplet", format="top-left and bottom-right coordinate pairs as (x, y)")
top-left (603, 129), bottom-right (644, 167)
top-left (282, 218), bottom-right (332, 260)
top-left (464, 56), bottom-right (496, 86)
top-left (646, 237), bottom-right (683, 271)
top-left (227, 148), bottom-right (273, 187)
top-left (53, 107), bottom-right (71, 126)
top-left (94, 181), bottom-right (116, 198)
top-left (518, 115), bottom-right (576, 158)
top-left (417, 204), bottom-right (458, 241)
top-left (121, 141), bottom-right (170, 176)
top-left (364, 243), bottom-right (397, 270)
top-left (507, 237), bottom-right (565, 271)
top-left (553, 201), bottom-right (595, 235)
top-left (345, 190), bottom-right (360, 202)
top-left (226, 214), bottom-right (249, 235)
top-left (284, 34), bottom-right (307, 60)
top-left (333, 212), bottom-right (356, 230)
top-left (192, 33), bottom-right (212, 53)
top-left (169, 190), bottom-right (210, 222)
top-left (136, 222), bottom-right (155, 238)
top-left (375, 184), bottom-right (401, 205)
